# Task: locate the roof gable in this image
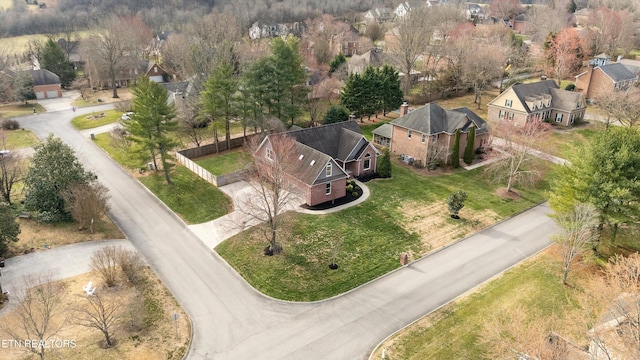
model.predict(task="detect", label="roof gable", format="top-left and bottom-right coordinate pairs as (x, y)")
top-left (28, 69), bottom-right (61, 86)
top-left (286, 121), bottom-right (365, 161)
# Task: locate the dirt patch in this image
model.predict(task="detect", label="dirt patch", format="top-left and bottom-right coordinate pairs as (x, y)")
top-left (6, 216), bottom-right (124, 258)
top-left (495, 187), bottom-right (521, 200)
top-left (0, 269), bottom-right (190, 360)
top-left (400, 201), bottom-right (501, 258)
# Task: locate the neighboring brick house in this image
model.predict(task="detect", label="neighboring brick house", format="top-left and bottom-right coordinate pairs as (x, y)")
top-left (488, 80), bottom-right (586, 127)
top-left (254, 121), bottom-right (379, 206)
top-left (29, 69), bottom-right (62, 99)
top-left (374, 102), bottom-right (490, 166)
top-left (146, 61), bottom-right (168, 83)
top-left (575, 57), bottom-right (638, 101)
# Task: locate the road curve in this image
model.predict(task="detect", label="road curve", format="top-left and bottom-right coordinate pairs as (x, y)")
top-left (14, 105), bottom-right (556, 360)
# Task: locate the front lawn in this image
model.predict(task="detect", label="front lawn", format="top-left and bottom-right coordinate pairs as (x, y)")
top-left (1, 129), bottom-right (40, 149)
top-left (539, 122), bottom-right (605, 159)
top-left (138, 166), bottom-right (231, 224)
top-left (0, 103), bottom-right (45, 117)
top-left (195, 149), bottom-right (251, 175)
top-left (93, 133), bottom-right (143, 170)
top-left (371, 251), bottom-right (585, 360)
top-left (216, 163), bottom-right (551, 301)
top-left (71, 110), bottom-right (122, 130)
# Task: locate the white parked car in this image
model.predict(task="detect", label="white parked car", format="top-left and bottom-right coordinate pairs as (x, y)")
top-left (121, 112), bottom-right (134, 121)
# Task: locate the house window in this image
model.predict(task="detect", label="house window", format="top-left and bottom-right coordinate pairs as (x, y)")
top-left (325, 183), bottom-right (331, 195)
top-left (408, 130), bottom-right (412, 139)
top-left (576, 101), bottom-right (582, 108)
top-left (499, 110), bottom-right (505, 119)
top-left (555, 113), bottom-right (563, 122)
top-left (421, 134), bottom-right (426, 143)
top-left (326, 163), bottom-right (332, 177)
top-left (508, 112), bottom-right (514, 120)
top-left (570, 114), bottom-right (575, 124)
top-left (364, 153), bottom-right (371, 170)
top-left (505, 99), bottom-right (513, 107)
top-left (266, 148), bottom-right (273, 160)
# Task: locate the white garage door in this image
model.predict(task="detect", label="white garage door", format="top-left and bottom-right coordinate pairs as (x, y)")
top-left (46, 90), bottom-right (59, 98)
top-left (35, 91), bottom-right (45, 99)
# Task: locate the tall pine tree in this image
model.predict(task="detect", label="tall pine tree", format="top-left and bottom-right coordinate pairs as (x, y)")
top-left (201, 61), bottom-right (238, 150)
top-left (379, 65), bottom-right (403, 116)
top-left (126, 77), bottom-right (178, 184)
top-left (40, 39), bottom-right (76, 88)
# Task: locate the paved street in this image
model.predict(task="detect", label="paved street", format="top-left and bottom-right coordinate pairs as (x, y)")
top-left (9, 100), bottom-right (557, 360)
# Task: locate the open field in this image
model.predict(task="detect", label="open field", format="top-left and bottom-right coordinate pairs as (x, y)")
top-left (217, 161), bottom-right (552, 301)
top-left (370, 249), bottom-right (590, 360)
top-left (0, 269), bottom-right (190, 360)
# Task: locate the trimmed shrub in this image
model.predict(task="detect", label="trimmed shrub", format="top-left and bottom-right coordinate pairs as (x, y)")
top-left (1, 119), bottom-right (20, 130)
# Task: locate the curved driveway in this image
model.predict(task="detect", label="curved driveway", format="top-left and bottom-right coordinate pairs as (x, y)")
top-left (15, 104), bottom-right (556, 359)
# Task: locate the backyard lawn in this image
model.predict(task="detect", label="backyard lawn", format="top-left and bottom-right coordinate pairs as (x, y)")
top-left (195, 148), bottom-right (251, 175)
top-left (216, 162), bottom-right (552, 301)
top-left (71, 109), bottom-right (123, 130)
top-left (1, 129), bottom-right (39, 149)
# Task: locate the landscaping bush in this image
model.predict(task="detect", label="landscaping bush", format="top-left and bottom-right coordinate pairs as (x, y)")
top-left (1, 119), bottom-right (20, 130)
top-left (564, 84), bottom-right (575, 91)
top-left (352, 191), bottom-right (358, 197)
top-left (346, 184), bottom-right (354, 192)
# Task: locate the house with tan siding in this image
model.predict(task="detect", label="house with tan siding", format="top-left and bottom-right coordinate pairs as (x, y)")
top-left (374, 103), bottom-right (490, 166)
top-left (488, 80), bottom-right (586, 127)
top-left (255, 121), bottom-right (379, 207)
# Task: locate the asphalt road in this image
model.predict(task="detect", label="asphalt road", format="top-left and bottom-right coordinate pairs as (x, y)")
top-left (13, 104), bottom-right (557, 360)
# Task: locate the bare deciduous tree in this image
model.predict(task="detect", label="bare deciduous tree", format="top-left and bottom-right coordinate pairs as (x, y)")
top-left (117, 249), bottom-right (144, 285)
top-left (109, 126), bottom-right (133, 152)
top-left (0, 273), bottom-right (67, 360)
top-left (241, 135), bottom-right (300, 255)
top-left (90, 246), bottom-right (120, 287)
top-left (584, 6), bottom-right (636, 56)
top-left (545, 28), bottom-right (585, 86)
top-left (486, 120), bottom-right (551, 193)
top-left (0, 138), bottom-right (26, 205)
top-left (552, 203), bottom-right (599, 285)
top-left (62, 181), bottom-right (110, 233)
top-left (595, 87), bottom-right (640, 128)
top-left (80, 15), bottom-right (152, 98)
top-left (74, 293), bottom-right (123, 348)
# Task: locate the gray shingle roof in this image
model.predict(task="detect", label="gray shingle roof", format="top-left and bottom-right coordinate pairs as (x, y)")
top-left (28, 69), bottom-right (60, 86)
top-left (285, 141), bottom-right (340, 185)
top-left (549, 88), bottom-right (584, 112)
top-left (598, 63), bottom-right (637, 82)
top-left (390, 103), bottom-right (487, 135)
top-left (619, 59), bottom-right (640, 76)
top-left (509, 80), bottom-right (558, 113)
top-left (286, 121), bottom-right (367, 162)
top-left (372, 123), bottom-right (393, 138)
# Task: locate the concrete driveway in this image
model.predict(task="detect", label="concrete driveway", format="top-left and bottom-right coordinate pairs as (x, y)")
top-left (11, 101), bottom-right (557, 360)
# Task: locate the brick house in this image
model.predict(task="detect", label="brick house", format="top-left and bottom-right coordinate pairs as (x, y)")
top-left (374, 103), bottom-right (490, 166)
top-left (254, 121), bottom-right (379, 206)
top-left (146, 61), bottom-right (167, 83)
top-left (487, 80), bottom-right (586, 127)
top-left (29, 69), bottom-right (62, 99)
top-left (575, 58), bottom-right (638, 101)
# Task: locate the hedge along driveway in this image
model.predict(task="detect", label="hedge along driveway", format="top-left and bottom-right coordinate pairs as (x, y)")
top-left (216, 163), bottom-right (552, 301)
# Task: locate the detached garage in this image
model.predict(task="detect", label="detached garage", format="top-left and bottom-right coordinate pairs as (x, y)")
top-left (29, 69), bottom-right (62, 99)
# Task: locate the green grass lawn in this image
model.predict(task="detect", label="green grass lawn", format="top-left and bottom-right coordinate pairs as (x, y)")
top-left (93, 133), bottom-right (144, 170)
top-left (93, 133), bottom-right (231, 223)
top-left (71, 110), bottom-right (122, 130)
top-left (540, 122), bottom-right (605, 159)
top-left (433, 90), bottom-right (500, 120)
top-left (2, 129), bottom-right (40, 149)
top-left (373, 253), bottom-right (584, 360)
top-left (216, 163), bottom-right (551, 301)
top-left (195, 149), bottom-right (251, 175)
top-left (138, 166), bottom-right (231, 224)
top-left (0, 103), bottom-right (46, 117)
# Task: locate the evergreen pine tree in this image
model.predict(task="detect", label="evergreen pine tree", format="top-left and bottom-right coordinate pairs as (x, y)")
top-left (377, 148), bottom-right (392, 178)
top-left (40, 39), bottom-right (76, 88)
top-left (379, 65), bottom-right (403, 116)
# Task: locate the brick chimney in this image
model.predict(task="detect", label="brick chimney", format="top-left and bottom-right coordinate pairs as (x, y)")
top-left (400, 102), bottom-right (409, 116)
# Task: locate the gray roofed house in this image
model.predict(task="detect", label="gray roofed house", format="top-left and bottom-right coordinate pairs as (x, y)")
top-left (488, 80), bottom-right (586, 127)
top-left (27, 69), bottom-right (62, 99)
top-left (387, 103), bottom-right (491, 167)
top-left (575, 57), bottom-right (638, 100)
top-left (347, 48), bottom-right (389, 75)
top-left (619, 58), bottom-right (640, 76)
top-left (363, 8), bottom-right (394, 23)
top-left (254, 121), bottom-right (380, 206)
